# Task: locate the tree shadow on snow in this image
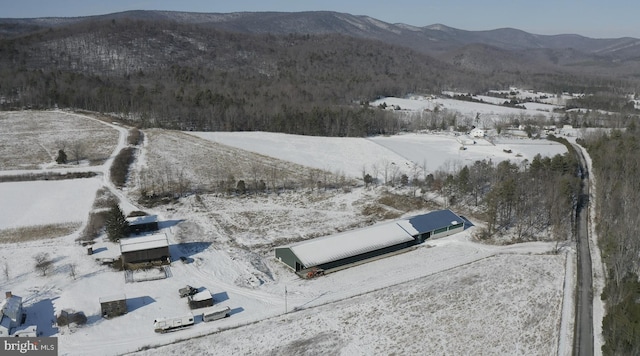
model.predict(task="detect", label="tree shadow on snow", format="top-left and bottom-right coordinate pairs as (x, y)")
top-left (86, 313), bottom-right (103, 326)
top-left (90, 247), bottom-right (108, 254)
top-left (50, 255), bottom-right (66, 265)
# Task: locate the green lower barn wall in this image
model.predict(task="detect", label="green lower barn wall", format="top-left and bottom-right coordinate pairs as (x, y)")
top-left (431, 223), bottom-right (464, 239)
top-left (316, 240), bottom-right (417, 271)
top-left (275, 247), bottom-right (302, 271)
top-left (276, 240), bottom-right (417, 271)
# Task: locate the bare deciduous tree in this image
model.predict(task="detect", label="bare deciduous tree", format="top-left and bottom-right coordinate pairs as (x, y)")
top-left (34, 252), bottom-right (53, 276)
top-left (70, 141), bottom-right (86, 165)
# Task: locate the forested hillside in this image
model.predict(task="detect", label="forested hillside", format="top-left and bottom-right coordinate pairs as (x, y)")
top-left (0, 18), bottom-right (455, 135)
top-left (0, 17), bottom-right (635, 135)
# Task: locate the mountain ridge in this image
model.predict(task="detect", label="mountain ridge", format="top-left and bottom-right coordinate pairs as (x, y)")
top-left (1, 10), bottom-right (638, 55)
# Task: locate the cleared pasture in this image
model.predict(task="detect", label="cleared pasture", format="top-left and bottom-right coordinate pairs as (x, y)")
top-left (0, 111), bottom-right (119, 170)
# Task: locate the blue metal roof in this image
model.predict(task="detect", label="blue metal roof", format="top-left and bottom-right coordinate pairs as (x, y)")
top-left (406, 209), bottom-right (464, 234)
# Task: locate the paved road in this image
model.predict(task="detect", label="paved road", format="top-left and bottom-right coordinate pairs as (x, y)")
top-left (573, 144), bottom-right (594, 356)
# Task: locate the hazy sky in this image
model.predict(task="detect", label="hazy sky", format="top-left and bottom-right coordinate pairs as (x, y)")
top-left (2, 0), bottom-right (638, 38)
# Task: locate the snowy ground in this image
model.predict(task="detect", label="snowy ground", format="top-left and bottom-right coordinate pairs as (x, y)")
top-left (189, 131), bottom-right (567, 179)
top-left (370, 94), bottom-right (562, 121)
top-left (136, 251), bottom-right (569, 356)
top-left (0, 179), bottom-right (101, 229)
top-left (0, 110), bottom-right (583, 355)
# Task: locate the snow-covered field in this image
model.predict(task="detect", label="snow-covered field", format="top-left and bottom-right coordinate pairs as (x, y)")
top-left (0, 111), bottom-right (119, 171)
top-left (0, 178), bottom-right (101, 229)
top-left (190, 131), bottom-right (567, 179)
top-left (137, 252), bottom-right (568, 356)
top-left (371, 94), bottom-right (561, 121)
top-left (0, 111), bottom-right (580, 355)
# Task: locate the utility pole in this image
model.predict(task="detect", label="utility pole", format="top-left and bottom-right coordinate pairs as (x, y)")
top-left (285, 286), bottom-right (288, 314)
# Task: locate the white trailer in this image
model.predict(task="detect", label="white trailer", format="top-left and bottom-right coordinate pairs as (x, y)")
top-left (202, 306), bottom-right (230, 322)
top-left (153, 314), bottom-right (194, 333)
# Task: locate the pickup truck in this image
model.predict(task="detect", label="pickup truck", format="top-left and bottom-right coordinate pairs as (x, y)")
top-left (178, 285), bottom-right (198, 298)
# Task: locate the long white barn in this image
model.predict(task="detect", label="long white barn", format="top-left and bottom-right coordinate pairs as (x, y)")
top-left (275, 209), bottom-right (467, 274)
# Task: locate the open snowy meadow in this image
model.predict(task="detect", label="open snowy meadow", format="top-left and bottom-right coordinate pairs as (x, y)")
top-left (0, 108), bottom-right (577, 355)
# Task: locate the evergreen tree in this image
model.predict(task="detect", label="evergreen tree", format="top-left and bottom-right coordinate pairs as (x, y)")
top-left (56, 149), bottom-right (67, 164)
top-left (105, 203), bottom-right (129, 242)
top-left (363, 173), bottom-right (374, 187)
top-left (456, 165), bottom-right (471, 195)
top-left (400, 174), bottom-right (409, 186)
top-left (236, 180), bottom-right (247, 194)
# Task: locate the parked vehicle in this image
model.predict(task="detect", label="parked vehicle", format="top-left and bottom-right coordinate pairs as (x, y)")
top-left (153, 314), bottom-right (194, 333)
top-left (178, 285), bottom-right (198, 298)
top-left (202, 306), bottom-right (230, 322)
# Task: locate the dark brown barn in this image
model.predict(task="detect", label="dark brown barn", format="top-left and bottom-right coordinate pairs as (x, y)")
top-left (188, 289), bottom-right (214, 309)
top-left (119, 233), bottom-right (170, 267)
top-left (126, 215), bottom-right (159, 235)
top-left (99, 294), bottom-right (127, 318)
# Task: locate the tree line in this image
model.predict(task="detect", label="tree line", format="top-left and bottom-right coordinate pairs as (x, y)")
top-left (359, 145), bottom-right (580, 242)
top-left (579, 125), bottom-right (640, 355)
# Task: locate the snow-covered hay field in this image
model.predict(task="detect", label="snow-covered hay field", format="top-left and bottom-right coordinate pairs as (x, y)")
top-left (134, 130), bottom-right (338, 196)
top-left (0, 111), bottom-right (119, 170)
top-left (0, 178), bottom-right (101, 230)
top-left (189, 131), bottom-right (567, 179)
top-left (0, 111), bottom-right (575, 356)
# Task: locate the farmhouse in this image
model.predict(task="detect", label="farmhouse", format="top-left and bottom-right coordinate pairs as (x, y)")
top-left (275, 209), bottom-right (466, 274)
top-left (0, 291), bottom-right (35, 337)
top-left (120, 233), bottom-right (170, 267)
top-left (99, 294), bottom-right (127, 318)
top-left (127, 215), bottom-right (159, 235)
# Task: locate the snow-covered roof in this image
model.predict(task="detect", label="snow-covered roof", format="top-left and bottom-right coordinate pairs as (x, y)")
top-left (126, 215), bottom-right (158, 226)
top-left (191, 289), bottom-right (212, 302)
top-left (1, 295), bottom-right (22, 321)
top-left (120, 233), bottom-right (169, 253)
top-left (279, 210), bottom-right (464, 268)
top-left (288, 220), bottom-right (415, 267)
top-left (99, 294), bottom-right (126, 303)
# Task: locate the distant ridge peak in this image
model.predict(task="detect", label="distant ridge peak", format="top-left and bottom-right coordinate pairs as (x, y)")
top-left (425, 24), bottom-right (453, 31)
